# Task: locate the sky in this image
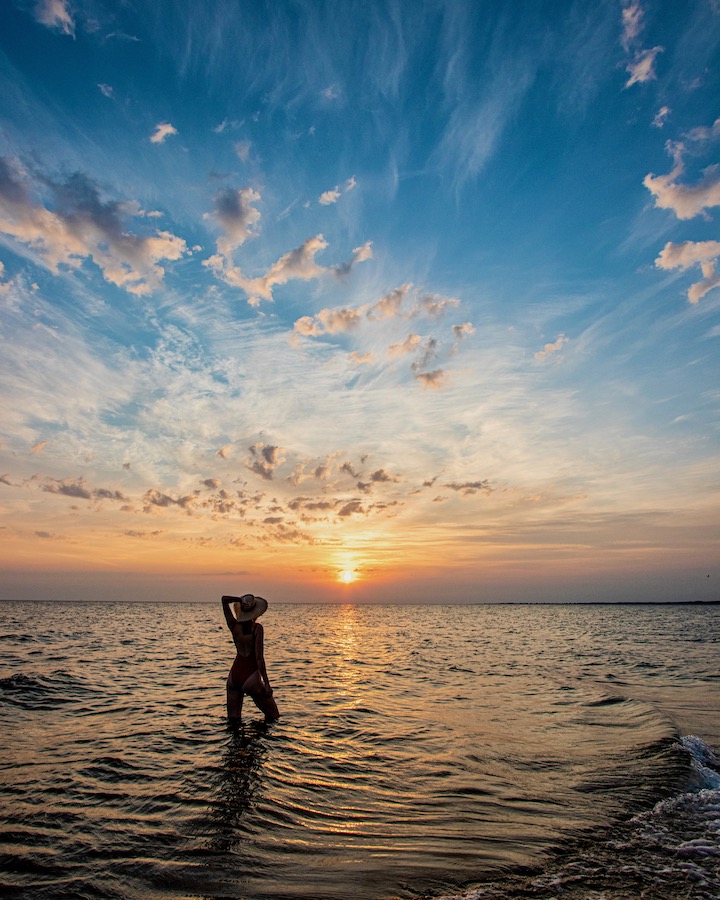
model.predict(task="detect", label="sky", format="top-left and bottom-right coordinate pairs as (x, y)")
top-left (0, 0), bottom-right (719, 604)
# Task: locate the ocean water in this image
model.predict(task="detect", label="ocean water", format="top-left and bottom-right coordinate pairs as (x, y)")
top-left (1, 600), bottom-right (719, 900)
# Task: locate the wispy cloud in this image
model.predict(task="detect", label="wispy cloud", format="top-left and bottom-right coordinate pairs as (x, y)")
top-left (619, 1), bottom-right (663, 88)
top-left (625, 46), bottom-right (664, 87)
top-left (652, 106), bottom-right (671, 128)
top-left (34, 0), bottom-right (74, 36)
top-left (621, 1), bottom-right (644, 53)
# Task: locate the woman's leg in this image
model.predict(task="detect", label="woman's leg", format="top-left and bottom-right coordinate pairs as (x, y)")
top-left (241, 672), bottom-right (280, 722)
top-left (226, 675), bottom-right (244, 722)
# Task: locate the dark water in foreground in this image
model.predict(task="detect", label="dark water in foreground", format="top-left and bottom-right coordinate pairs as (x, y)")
top-left (1, 601), bottom-right (719, 899)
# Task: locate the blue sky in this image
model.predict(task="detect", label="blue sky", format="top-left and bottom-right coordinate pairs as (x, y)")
top-left (0, 0), bottom-right (719, 603)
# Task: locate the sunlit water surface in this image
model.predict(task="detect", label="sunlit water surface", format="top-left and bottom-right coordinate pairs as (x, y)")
top-left (1, 601), bottom-right (719, 899)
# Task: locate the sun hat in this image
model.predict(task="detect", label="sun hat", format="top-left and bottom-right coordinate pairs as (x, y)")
top-left (227, 593), bottom-right (268, 622)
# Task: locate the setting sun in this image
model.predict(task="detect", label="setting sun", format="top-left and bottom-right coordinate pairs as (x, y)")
top-left (339, 570), bottom-right (356, 584)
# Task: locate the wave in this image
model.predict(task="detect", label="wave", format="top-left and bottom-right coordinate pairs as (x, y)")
top-left (436, 735), bottom-right (720, 900)
top-left (0, 671), bottom-right (98, 710)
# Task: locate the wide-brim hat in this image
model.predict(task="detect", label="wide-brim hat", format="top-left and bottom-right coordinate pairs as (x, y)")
top-left (231, 593), bottom-right (268, 622)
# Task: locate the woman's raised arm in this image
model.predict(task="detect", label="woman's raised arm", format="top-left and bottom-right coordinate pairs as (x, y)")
top-left (221, 595), bottom-right (239, 630)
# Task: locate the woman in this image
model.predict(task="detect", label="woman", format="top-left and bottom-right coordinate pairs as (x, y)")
top-left (222, 593), bottom-right (280, 725)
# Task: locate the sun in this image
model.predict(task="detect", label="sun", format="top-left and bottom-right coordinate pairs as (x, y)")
top-left (339, 570), bottom-right (356, 584)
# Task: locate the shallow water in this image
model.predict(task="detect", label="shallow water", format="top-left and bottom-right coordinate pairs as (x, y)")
top-left (1, 601), bottom-right (719, 899)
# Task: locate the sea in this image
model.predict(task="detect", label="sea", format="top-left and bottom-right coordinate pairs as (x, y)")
top-left (1, 600), bottom-right (719, 900)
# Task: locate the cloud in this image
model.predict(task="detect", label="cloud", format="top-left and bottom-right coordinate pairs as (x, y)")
top-left (416, 293), bottom-right (461, 318)
top-left (625, 46), bottom-right (663, 87)
top-left (452, 322), bottom-right (475, 340)
top-left (389, 334), bottom-right (422, 357)
top-left (246, 443), bottom-right (285, 480)
top-left (217, 445), bottom-right (232, 459)
top-left (210, 234), bottom-right (371, 305)
top-left (0, 158), bottom-right (187, 295)
top-left (333, 241), bottom-right (373, 277)
top-left (98, 84), bottom-right (114, 99)
top-left (621, 1), bottom-right (644, 52)
top-left (35, 0), bottom-right (74, 35)
top-left (535, 334), bottom-right (569, 361)
top-left (655, 240), bottom-right (720, 303)
top-left (30, 440), bottom-right (48, 454)
top-left (150, 123), bottom-right (178, 144)
top-left (414, 369), bottom-right (447, 389)
top-left (444, 480), bottom-right (493, 496)
top-left (295, 283), bottom-right (461, 338)
top-left (318, 176), bottom-right (357, 205)
top-left (143, 489), bottom-right (196, 511)
top-left (205, 186), bottom-right (261, 258)
top-left (319, 187), bottom-right (341, 205)
top-left (350, 351), bottom-right (373, 365)
top-left (652, 106), bottom-right (671, 128)
top-left (234, 140), bottom-right (251, 162)
top-left (643, 140), bottom-right (720, 220)
top-left (40, 478), bottom-right (129, 502)
top-left (685, 117), bottom-right (720, 144)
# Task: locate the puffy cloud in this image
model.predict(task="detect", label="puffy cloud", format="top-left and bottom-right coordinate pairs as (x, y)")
top-left (452, 322), bottom-right (475, 340)
top-left (334, 241), bottom-right (373, 277)
top-left (0, 158), bottom-right (187, 295)
top-left (30, 440), bottom-right (48, 454)
top-left (350, 351), bottom-right (373, 365)
top-left (295, 283), bottom-right (460, 338)
top-left (389, 334), bottom-right (422, 357)
top-left (416, 293), bottom-right (461, 318)
top-left (246, 443), bottom-right (285, 480)
top-left (35, 0), bottom-right (74, 35)
top-left (370, 469), bottom-right (397, 483)
top-left (535, 334), bottom-right (569, 361)
top-left (215, 234), bottom-right (373, 306)
top-left (644, 141), bottom-right (720, 220)
top-left (39, 478), bottom-right (127, 502)
top-left (414, 369), bottom-right (447, 389)
top-left (319, 176), bottom-right (357, 205)
top-left (42, 479), bottom-right (92, 500)
top-left (150, 122), bottom-right (178, 144)
top-left (205, 186), bottom-right (261, 258)
top-left (655, 240), bottom-right (720, 303)
top-left (445, 480), bottom-right (493, 496)
top-left (319, 186), bottom-right (341, 205)
top-left (295, 305), bottom-right (364, 336)
top-left (625, 46), bottom-right (663, 87)
top-left (143, 488), bottom-right (196, 511)
top-left (368, 284), bottom-right (412, 320)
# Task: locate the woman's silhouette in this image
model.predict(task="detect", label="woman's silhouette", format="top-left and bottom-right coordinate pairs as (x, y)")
top-left (222, 594), bottom-right (279, 726)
